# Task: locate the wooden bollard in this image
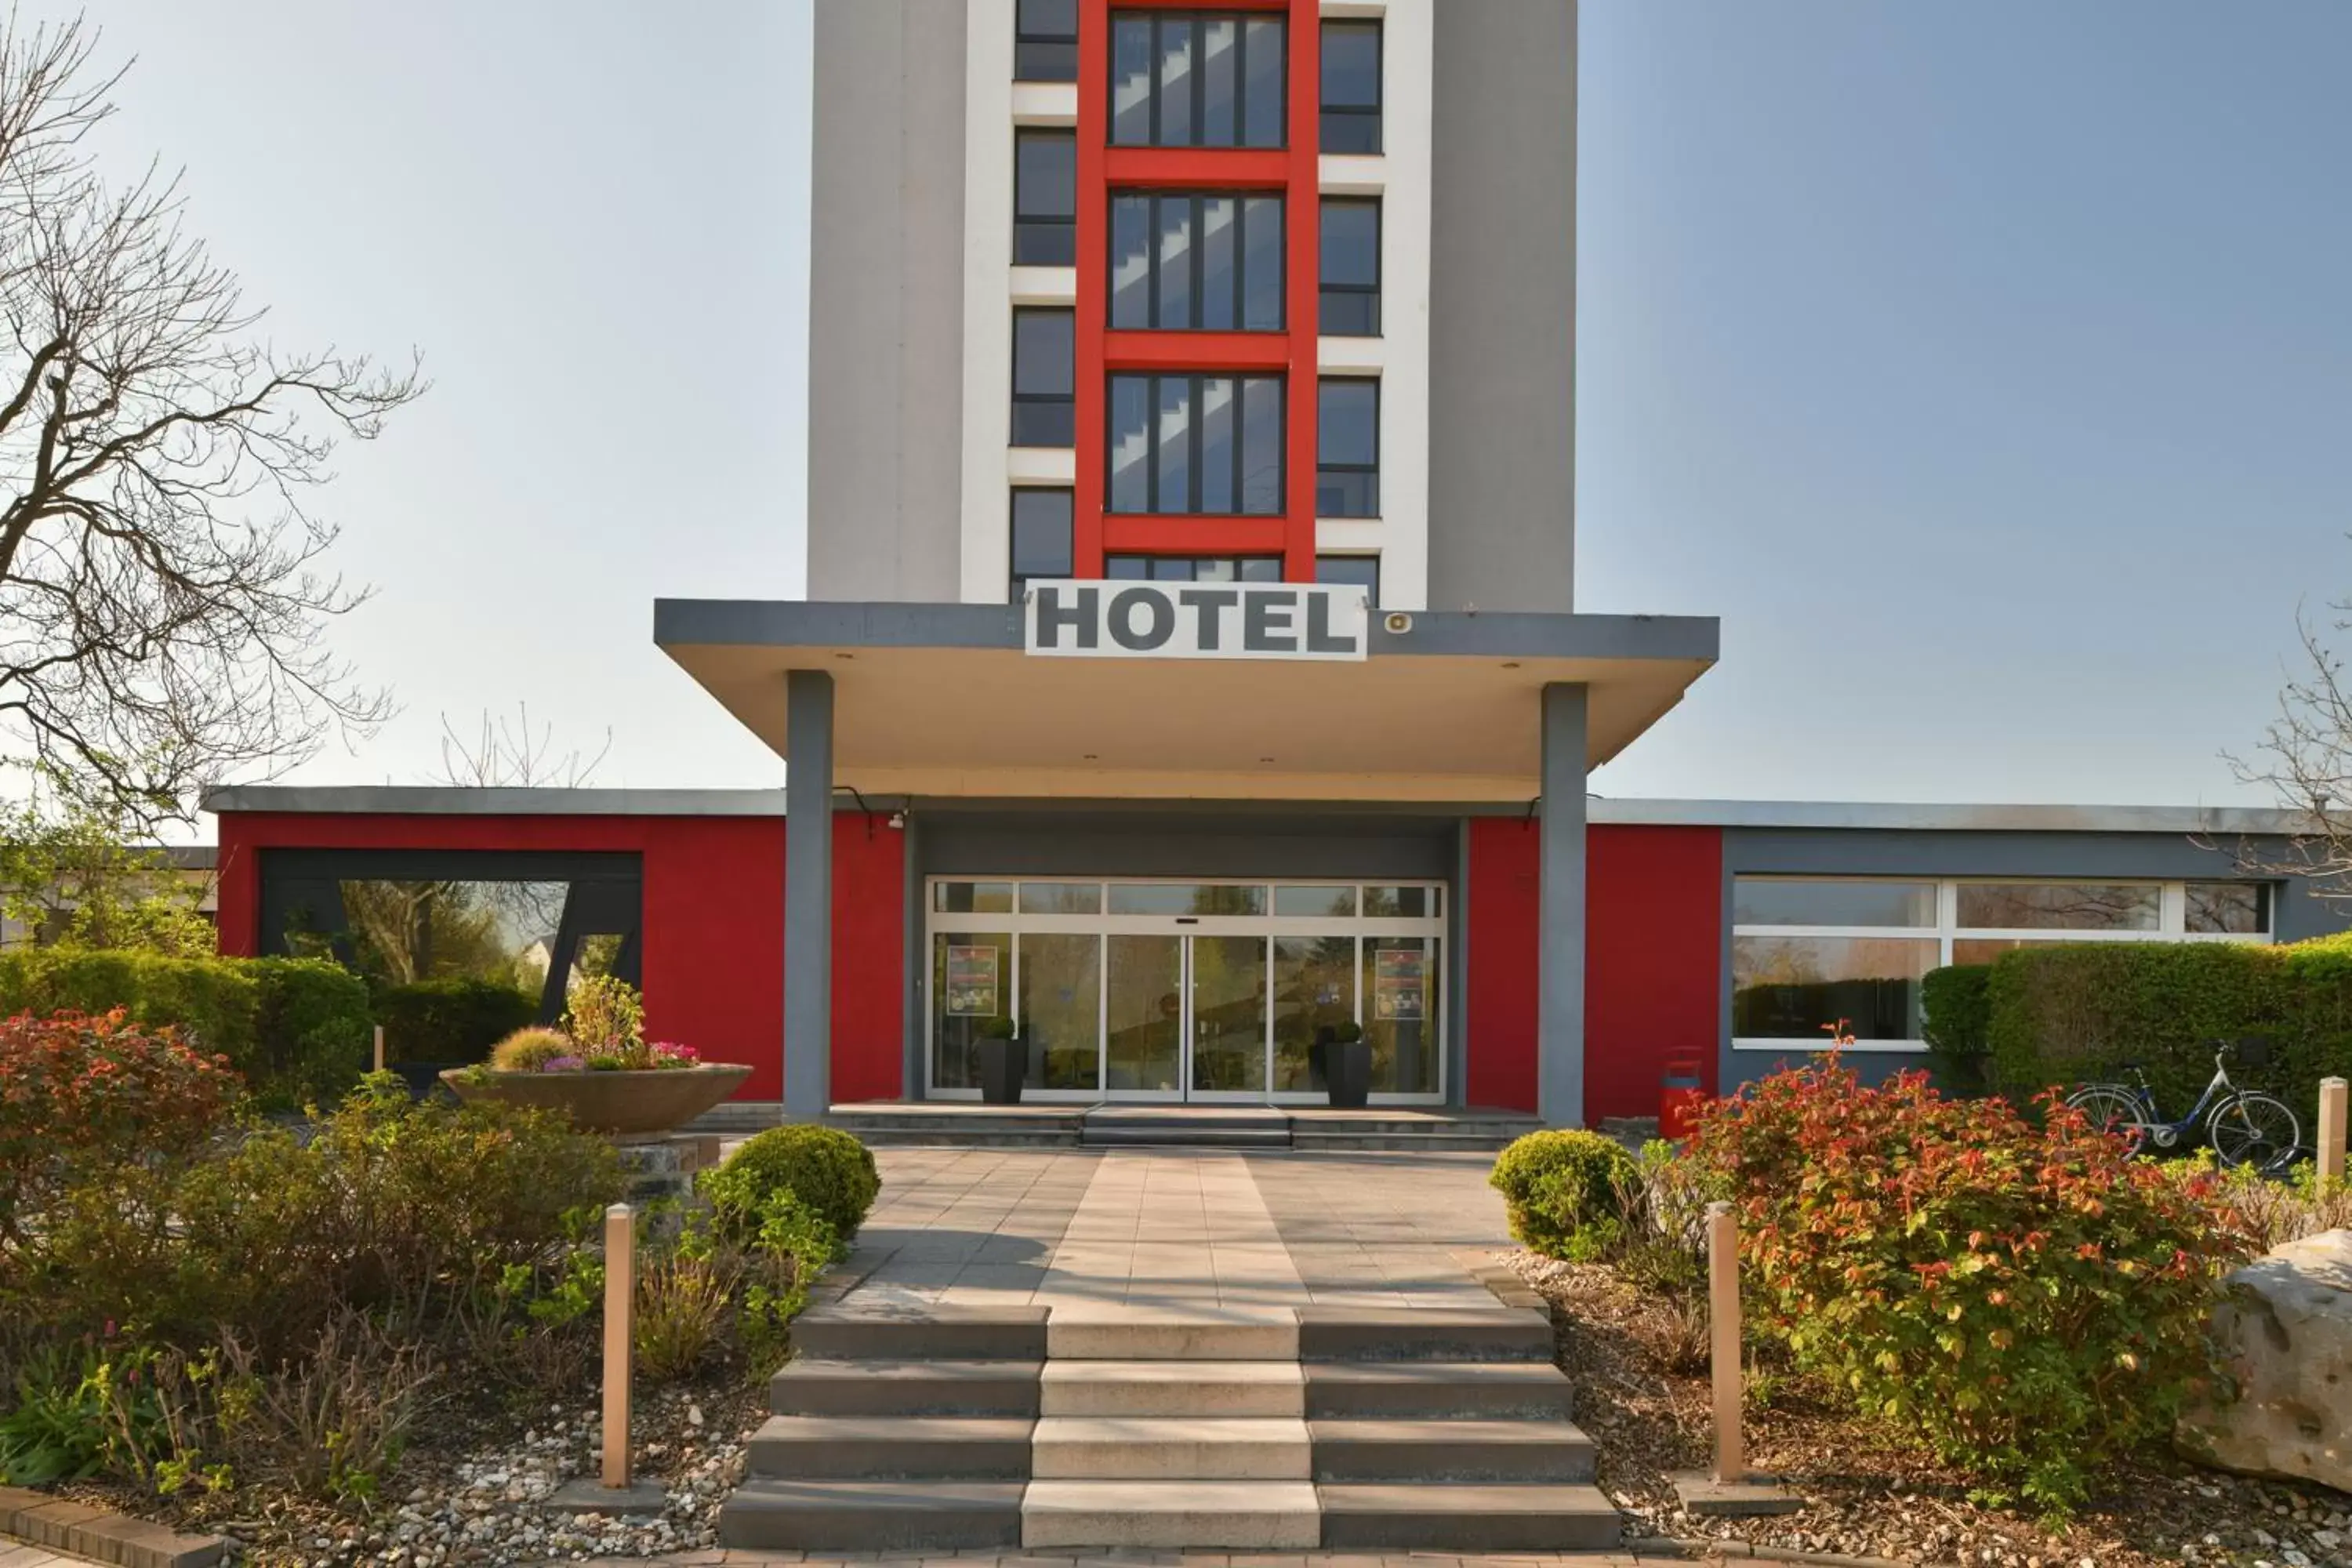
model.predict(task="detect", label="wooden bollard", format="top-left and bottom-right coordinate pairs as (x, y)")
top-left (372, 1024), bottom-right (385, 1074)
top-left (602, 1203), bottom-right (636, 1488)
top-left (1707, 1200), bottom-right (1744, 1484)
top-left (2321, 1077), bottom-right (2348, 1188)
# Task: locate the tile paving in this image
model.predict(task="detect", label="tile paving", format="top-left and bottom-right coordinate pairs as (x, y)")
top-left (834, 1148), bottom-right (1515, 1311)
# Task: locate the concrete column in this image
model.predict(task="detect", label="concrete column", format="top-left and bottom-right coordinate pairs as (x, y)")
top-left (784, 670), bottom-right (834, 1120)
top-left (1539, 683), bottom-right (1588, 1127)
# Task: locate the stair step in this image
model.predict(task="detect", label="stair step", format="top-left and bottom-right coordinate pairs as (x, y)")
top-left (1081, 1127), bottom-right (1294, 1148)
top-left (1040, 1358), bottom-right (1304, 1417)
top-left (1032, 1416), bottom-right (1311, 1479)
top-left (1297, 1305), bottom-right (1553, 1363)
top-left (791, 1305), bottom-right (1047, 1362)
top-left (1046, 1305), bottom-right (1298, 1361)
top-left (1304, 1361), bottom-right (1576, 1420)
top-left (771, 1359), bottom-right (1042, 1417)
top-left (1020, 1479), bottom-right (1322, 1549)
top-left (717, 1479), bottom-right (1025, 1552)
top-left (1308, 1418), bottom-right (1597, 1482)
top-left (1316, 1482), bottom-right (1622, 1551)
top-left (744, 1416), bottom-right (1033, 1479)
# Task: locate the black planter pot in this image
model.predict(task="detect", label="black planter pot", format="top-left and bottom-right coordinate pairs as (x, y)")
top-left (1325, 1038), bottom-right (1370, 1109)
top-left (391, 1061), bottom-right (459, 1101)
top-left (978, 1036), bottom-right (1027, 1105)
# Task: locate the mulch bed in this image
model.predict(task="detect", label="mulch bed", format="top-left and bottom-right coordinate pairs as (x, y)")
top-left (1510, 1251), bottom-right (2352, 1568)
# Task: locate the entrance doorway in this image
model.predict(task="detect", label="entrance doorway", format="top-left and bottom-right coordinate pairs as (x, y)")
top-left (926, 878), bottom-right (1445, 1104)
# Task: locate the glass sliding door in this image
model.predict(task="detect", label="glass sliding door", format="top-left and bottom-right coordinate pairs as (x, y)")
top-left (1020, 932), bottom-right (1102, 1092)
top-left (1187, 935), bottom-right (1269, 1096)
top-left (1106, 933), bottom-right (1185, 1096)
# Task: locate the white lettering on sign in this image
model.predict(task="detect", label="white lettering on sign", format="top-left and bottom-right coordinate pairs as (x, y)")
top-left (1025, 581), bottom-right (1369, 662)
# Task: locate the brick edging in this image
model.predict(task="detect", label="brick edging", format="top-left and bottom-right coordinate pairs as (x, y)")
top-left (0, 1484), bottom-right (227, 1568)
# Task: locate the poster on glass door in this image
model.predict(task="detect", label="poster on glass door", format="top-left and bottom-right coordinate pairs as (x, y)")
top-left (945, 945), bottom-right (1000, 1016)
top-left (1371, 948), bottom-right (1426, 1022)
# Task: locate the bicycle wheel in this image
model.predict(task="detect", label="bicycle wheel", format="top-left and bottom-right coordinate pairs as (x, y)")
top-left (2065, 1084), bottom-right (2149, 1155)
top-left (2209, 1093), bottom-right (2301, 1172)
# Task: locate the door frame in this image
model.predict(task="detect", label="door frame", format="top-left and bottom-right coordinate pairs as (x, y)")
top-left (920, 876), bottom-right (1446, 1105)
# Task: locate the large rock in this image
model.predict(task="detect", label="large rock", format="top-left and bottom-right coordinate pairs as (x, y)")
top-left (2179, 1228), bottom-right (2352, 1492)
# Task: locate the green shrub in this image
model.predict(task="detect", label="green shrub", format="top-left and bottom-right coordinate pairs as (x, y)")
top-left (702, 1124), bottom-right (879, 1243)
top-left (1688, 1057), bottom-right (2256, 1512)
top-left (0, 948), bottom-right (370, 1109)
top-left (372, 977), bottom-right (539, 1065)
top-left (24, 1075), bottom-right (624, 1361)
top-left (1981, 940), bottom-right (2350, 1116)
top-left (1488, 1128), bottom-right (1639, 1261)
top-left (1920, 964), bottom-right (1993, 1094)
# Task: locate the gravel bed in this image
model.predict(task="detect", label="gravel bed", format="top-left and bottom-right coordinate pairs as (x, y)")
top-left (62, 1381), bottom-right (764, 1566)
top-left (1510, 1250), bottom-right (2352, 1568)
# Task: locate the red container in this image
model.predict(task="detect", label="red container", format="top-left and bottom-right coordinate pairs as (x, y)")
top-left (1660, 1051), bottom-right (1708, 1142)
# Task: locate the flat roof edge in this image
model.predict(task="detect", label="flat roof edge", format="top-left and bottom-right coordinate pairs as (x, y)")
top-left (201, 786), bottom-right (789, 818)
top-left (201, 786), bottom-right (2309, 837)
top-left (1592, 797), bottom-right (2316, 837)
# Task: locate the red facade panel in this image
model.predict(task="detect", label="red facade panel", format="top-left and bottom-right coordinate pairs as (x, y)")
top-left (1466, 816), bottom-right (1541, 1113)
top-left (213, 810), bottom-right (910, 1107)
top-left (1584, 824), bottom-right (1724, 1123)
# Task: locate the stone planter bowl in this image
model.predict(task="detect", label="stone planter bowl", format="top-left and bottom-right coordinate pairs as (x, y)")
top-left (440, 1062), bottom-right (753, 1138)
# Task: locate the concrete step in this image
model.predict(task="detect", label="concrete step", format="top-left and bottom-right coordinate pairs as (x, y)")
top-left (1296, 1305), bottom-right (1553, 1363)
top-left (770, 1358), bottom-right (1042, 1417)
top-left (1290, 1133), bottom-right (1527, 1152)
top-left (717, 1479), bottom-right (1025, 1552)
top-left (744, 1415), bottom-right (1033, 1479)
top-left (1309, 1417), bottom-right (1597, 1483)
top-left (1031, 1416), bottom-right (1312, 1479)
top-left (791, 1305), bottom-right (1047, 1362)
top-left (1316, 1482), bottom-right (1622, 1551)
top-left (851, 1128), bottom-right (1084, 1148)
top-left (1020, 1479), bottom-right (1322, 1549)
top-left (1082, 1126), bottom-right (1294, 1149)
top-left (1039, 1358), bottom-right (1304, 1417)
top-left (1046, 1305), bottom-right (1298, 1361)
top-left (1303, 1361), bottom-right (1576, 1420)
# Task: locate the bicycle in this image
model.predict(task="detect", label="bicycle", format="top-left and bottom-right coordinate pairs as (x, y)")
top-left (2063, 1037), bottom-right (2302, 1174)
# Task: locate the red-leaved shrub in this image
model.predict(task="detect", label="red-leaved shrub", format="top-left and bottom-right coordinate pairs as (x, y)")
top-left (0, 1007), bottom-right (245, 1240)
top-left (1689, 1057), bottom-right (2256, 1511)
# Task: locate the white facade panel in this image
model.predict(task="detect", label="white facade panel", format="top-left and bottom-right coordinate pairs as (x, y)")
top-left (959, 0), bottom-right (1018, 604)
top-left (1369, 0), bottom-right (1432, 611)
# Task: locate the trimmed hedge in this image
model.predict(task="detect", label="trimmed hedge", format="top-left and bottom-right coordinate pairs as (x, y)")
top-left (703, 1124), bottom-right (880, 1243)
top-left (372, 977), bottom-right (539, 1066)
top-left (1919, 964), bottom-right (1993, 1094)
top-left (1983, 938), bottom-right (2351, 1118)
top-left (0, 947), bottom-right (371, 1108)
top-left (1488, 1128), bottom-right (1638, 1261)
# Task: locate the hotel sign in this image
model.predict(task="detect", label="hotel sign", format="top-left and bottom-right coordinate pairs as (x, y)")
top-left (1024, 580), bottom-right (1369, 662)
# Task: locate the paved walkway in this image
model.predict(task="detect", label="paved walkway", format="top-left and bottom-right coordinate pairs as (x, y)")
top-left (832, 1148), bottom-right (1515, 1311)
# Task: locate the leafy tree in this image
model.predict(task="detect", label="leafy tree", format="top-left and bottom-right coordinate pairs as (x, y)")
top-left (0, 767), bottom-right (212, 956)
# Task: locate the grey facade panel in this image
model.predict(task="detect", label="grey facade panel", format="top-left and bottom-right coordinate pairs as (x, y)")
top-left (807, 0), bottom-right (966, 604)
top-left (1428, 0), bottom-right (1579, 614)
top-left (784, 670), bottom-right (836, 1117)
top-left (1538, 684), bottom-right (1588, 1125)
top-left (914, 810), bottom-right (1457, 882)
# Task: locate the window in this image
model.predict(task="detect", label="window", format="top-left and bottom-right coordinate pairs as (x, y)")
top-left (1011, 308), bottom-right (1075, 446)
top-left (1105, 554), bottom-right (1281, 583)
top-left (1014, 131), bottom-right (1076, 265)
top-left (1111, 11), bottom-right (1284, 149)
top-left (1732, 876), bottom-right (2274, 1050)
top-left (1319, 20), bottom-right (1381, 154)
top-left (1110, 192), bottom-right (1283, 332)
top-left (1315, 554), bottom-right (1378, 605)
top-left (1316, 378), bottom-right (1377, 517)
top-left (1015, 0), bottom-right (1079, 82)
top-left (1010, 489), bottom-right (1074, 597)
top-left (1108, 372), bottom-right (1282, 514)
top-left (1319, 198), bottom-right (1380, 336)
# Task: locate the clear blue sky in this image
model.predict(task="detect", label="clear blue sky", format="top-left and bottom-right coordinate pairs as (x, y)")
top-left (36, 1), bottom-right (2352, 810)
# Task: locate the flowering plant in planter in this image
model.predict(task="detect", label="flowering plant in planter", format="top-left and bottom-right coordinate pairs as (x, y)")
top-left (444, 978), bottom-right (748, 1136)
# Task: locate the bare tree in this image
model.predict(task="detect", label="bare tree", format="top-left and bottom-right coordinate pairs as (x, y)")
top-left (434, 702), bottom-right (612, 789)
top-left (0, 13), bottom-right (422, 829)
top-left (2229, 596), bottom-right (2348, 898)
